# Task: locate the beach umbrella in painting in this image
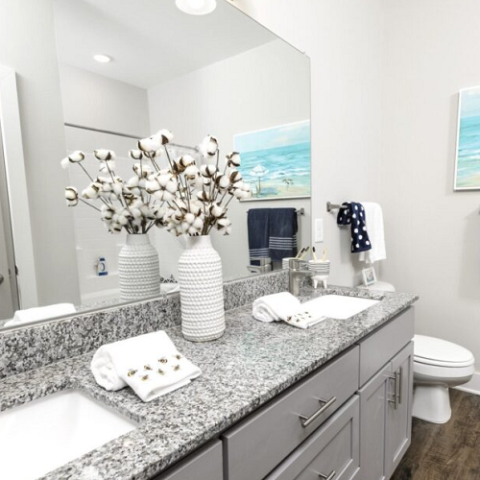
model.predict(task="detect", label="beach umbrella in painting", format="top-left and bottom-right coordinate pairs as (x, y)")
top-left (250, 165), bottom-right (269, 196)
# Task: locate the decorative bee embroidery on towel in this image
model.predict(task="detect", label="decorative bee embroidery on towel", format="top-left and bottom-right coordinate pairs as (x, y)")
top-left (173, 365), bottom-right (181, 372)
top-left (159, 358), bottom-right (168, 364)
top-left (175, 354), bottom-right (182, 360)
top-left (158, 369), bottom-right (165, 375)
top-left (127, 369), bottom-right (137, 377)
top-left (144, 365), bottom-right (152, 371)
top-left (141, 375), bottom-right (149, 381)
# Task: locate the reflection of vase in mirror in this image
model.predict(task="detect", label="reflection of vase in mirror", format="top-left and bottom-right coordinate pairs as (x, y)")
top-left (118, 234), bottom-right (160, 302)
top-left (178, 235), bottom-right (225, 342)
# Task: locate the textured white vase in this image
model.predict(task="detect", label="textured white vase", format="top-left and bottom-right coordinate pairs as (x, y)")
top-left (118, 234), bottom-right (160, 302)
top-left (178, 235), bottom-right (225, 342)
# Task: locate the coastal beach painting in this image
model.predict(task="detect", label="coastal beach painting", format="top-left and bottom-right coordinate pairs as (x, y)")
top-left (234, 120), bottom-right (311, 200)
top-left (455, 86), bottom-right (480, 190)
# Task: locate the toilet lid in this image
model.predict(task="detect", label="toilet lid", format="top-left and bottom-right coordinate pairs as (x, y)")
top-left (414, 335), bottom-right (475, 367)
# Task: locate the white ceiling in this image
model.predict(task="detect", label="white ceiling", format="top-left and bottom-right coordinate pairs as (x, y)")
top-left (53, 0), bottom-right (276, 89)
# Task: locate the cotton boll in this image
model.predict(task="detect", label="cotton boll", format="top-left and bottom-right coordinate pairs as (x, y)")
top-left (127, 176), bottom-right (139, 188)
top-left (184, 165), bottom-right (199, 180)
top-left (201, 164), bottom-right (217, 178)
top-left (184, 213), bottom-right (195, 224)
top-left (193, 217), bottom-right (204, 230)
top-left (226, 152), bottom-right (241, 167)
top-left (129, 149), bottom-right (143, 160)
top-left (146, 180), bottom-right (160, 194)
top-left (130, 208), bottom-right (142, 219)
top-left (157, 174), bottom-right (171, 188)
top-left (156, 129), bottom-right (174, 145)
top-left (82, 183), bottom-right (100, 200)
top-left (215, 174), bottom-right (230, 190)
top-left (138, 136), bottom-right (161, 153)
top-left (60, 157), bottom-right (70, 169)
top-left (166, 180), bottom-right (178, 193)
top-left (65, 187), bottom-right (79, 207)
top-left (112, 183), bottom-right (123, 195)
top-left (230, 170), bottom-right (242, 183)
top-left (210, 204), bottom-right (224, 217)
top-left (201, 135), bottom-right (219, 157)
top-left (94, 149), bottom-right (115, 161)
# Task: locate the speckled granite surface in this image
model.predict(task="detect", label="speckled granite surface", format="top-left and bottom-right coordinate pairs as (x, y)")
top-left (0, 285), bottom-right (417, 480)
top-left (0, 270), bottom-right (288, 380)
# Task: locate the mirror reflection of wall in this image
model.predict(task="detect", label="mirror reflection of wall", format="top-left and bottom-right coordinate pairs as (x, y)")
top-left (0, 0), bottom-right (311, 329)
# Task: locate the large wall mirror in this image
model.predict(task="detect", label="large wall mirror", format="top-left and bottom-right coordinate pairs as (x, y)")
top-left (0, 0), bottom-right (311, 330)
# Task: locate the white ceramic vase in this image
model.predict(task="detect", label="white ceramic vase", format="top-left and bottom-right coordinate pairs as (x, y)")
top-left (118, 234), bottom-right (160, 302)
top-left (178, 235), bottom-right (225, 342)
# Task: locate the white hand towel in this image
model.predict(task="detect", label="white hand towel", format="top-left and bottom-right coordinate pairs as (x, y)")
top-left (252, 292), bottom-right (326, 329)
top-left (252, 292), bottom-right (301, 322)
top-left (4, 303), bottom-right (76, 327)
top-left (359, 202), bottom-right (386, 264)
top-left (91, 331), bottom-right (201, 402)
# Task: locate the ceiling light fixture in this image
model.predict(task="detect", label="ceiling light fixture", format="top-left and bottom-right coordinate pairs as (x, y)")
top-left (175, 0), bottom-right (217, 15)
top-left (93, 54), bottom-right (112, 64)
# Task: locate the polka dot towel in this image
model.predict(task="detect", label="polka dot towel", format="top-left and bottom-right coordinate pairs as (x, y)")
top-left (337, 202), bottom-right (372, 253)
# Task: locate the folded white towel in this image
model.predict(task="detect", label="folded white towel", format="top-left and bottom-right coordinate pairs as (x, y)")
top-left (359, 202), bottom-right (386, 264)
top-left (91, 331), bottom-right (201, 402)
top-left (4, 303), bottom-right (76, 327)
top-left (252, 292), bottom-right (326, 329)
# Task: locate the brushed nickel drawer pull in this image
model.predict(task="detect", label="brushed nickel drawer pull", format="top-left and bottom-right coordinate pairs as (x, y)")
top-left (299, 396), bottom-right (337, 428)
top-left (388, 372), bottom-right (399, 410)
top-left (398, 367), bottom-right (403, 404)
top-left (318, 470), bottom-right (336, 480)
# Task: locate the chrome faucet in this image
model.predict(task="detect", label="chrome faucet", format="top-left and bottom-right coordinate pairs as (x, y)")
top-left (288, 258), bottom-right (310, 296)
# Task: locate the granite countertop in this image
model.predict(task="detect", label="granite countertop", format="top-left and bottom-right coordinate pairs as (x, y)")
top-left (0, 286), bottom-right (417, 480)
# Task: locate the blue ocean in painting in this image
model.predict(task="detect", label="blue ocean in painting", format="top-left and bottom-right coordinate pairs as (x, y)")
top-left (457, 114), bottom-right (480, 188)
top-left (235, 121), bottom-right (311, 199)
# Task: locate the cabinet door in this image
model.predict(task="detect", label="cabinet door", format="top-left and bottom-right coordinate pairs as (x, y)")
top-left (358, 363), bottom-right (391, 480)
top-left (385, 342), bottom-right (414, 479)
top-left (151, 441), bottom-right (223, 480)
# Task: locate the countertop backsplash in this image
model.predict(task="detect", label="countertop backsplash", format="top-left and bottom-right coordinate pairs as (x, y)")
top-left (0, 270), bottom-right (289, 380)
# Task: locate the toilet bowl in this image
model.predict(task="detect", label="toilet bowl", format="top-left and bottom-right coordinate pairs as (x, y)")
top-left (413, 334), bottom-right (475, 424)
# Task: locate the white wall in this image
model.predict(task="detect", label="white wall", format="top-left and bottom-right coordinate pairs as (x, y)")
top-left (59, 64), bottom-right (150, 136)
top-left (233, 0), bottom-right (385, 286)
top-left (0, 0), bottom-right (80, 307)
top-left (148, 40), bottom-right (311, 279)
top-left (381, 0), bottom-right (480, 370)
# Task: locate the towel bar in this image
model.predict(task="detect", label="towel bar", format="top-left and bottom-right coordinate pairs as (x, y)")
top-left (247, 208), bottom-right (305, 215)
top-left (326, 202), bottom-right (343, 212)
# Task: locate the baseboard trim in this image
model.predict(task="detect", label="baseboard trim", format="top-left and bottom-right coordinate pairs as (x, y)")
top-left (455, 371), bottom-right (480, 396)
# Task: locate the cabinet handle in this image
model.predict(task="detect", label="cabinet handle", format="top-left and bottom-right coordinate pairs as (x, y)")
top-left (318, 471), bottom-right (336, 480)
top-left (388, 372), bottom-right (399, 410)
top-left (299, 396), bottom-right (336, 428)
top-left (397, 367), bottom-right (403, 405)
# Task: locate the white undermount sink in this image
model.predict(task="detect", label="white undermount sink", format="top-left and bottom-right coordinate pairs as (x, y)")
top-left (305, 294), bottom-right (380, 319)
top-left (0, 390), bottom-right (138, 480)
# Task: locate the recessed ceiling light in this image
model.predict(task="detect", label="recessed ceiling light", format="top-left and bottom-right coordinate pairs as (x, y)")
top-left (93, 54), bottom-right (112, 64)
top-left (175, 0), bottom-right (217, 15)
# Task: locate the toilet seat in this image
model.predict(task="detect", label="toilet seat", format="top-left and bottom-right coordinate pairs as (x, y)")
top-left (414, 335), bottom-right (474, 368)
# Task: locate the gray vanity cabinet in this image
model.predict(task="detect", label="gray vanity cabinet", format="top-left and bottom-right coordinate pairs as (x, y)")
top-left (151, 441), bottom-right (223, 480)
top-left (264, 396), bottom-right (360, 480)
top-left (358, 342), bottom-right (414, 480)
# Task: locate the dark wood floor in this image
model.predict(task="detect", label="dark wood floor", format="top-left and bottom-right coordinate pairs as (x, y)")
top-left (391, 390), bottom-right (480, 480)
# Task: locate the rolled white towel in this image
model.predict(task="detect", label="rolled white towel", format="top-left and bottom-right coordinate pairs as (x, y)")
top-left (91, 331), bottom-right (201, 402)
top-left (4, 303), bottom-right (76, 327)
top-left (252, 292), bottom-right (301, 322)
top-left (252, 292), bottom-right (326, 329)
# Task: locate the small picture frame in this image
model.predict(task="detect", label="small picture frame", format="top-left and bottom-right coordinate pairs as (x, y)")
top-left (362, 267), bottom-right (377, 286)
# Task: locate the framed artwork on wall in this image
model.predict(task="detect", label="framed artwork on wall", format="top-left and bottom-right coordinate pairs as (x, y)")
top-left (454, 86), bottom-right (480, 190)
top-left (234, 120), bottom-right (311, 200)
top-left (362, 267), bottom-right (377, 286)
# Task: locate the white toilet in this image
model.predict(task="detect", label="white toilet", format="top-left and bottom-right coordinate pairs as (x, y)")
top-left (360, 281), bottom-right (475, 424)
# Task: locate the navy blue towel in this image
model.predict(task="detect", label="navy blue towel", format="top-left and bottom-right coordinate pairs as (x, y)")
top-left (248, 209), bottom-right (271, 264)
top-left (337, 202), bottom-right (372, 253)
top-left (268, 208), bottom-right (298, 261)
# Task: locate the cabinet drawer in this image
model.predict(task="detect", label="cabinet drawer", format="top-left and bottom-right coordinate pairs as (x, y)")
top-left (223, 347), bottom-right (359, 480)
top-left (359, 307), bottom-right (414, 386)
top-left (266, 396), bottom-right (360, 480)
top-left (152, 441), bottom-right (223, 480)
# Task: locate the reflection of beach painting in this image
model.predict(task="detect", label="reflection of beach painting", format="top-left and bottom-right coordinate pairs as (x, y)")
top-left (455, 86), bottom-right (480, 190)
top-left (234, 120), bottom-right (311, 200)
